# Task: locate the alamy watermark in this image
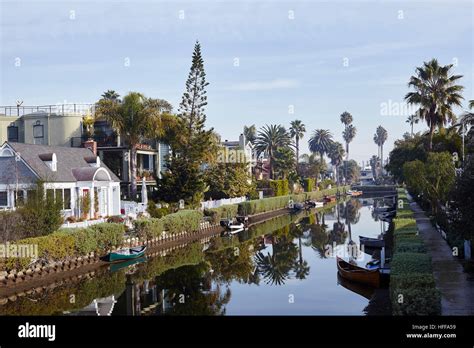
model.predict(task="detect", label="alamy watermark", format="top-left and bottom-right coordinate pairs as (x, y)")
top-left (0, 242), bottom-right (38, 259)
top-left (217, 148), bottom-right (249, 164)
top-left (380, 99), bottom-right (419, 117)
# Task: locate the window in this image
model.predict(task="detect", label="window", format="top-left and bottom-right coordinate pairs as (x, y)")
top-left (63, 189), bottom-right (71, 209)
top-left (0, 192), bottom-right (7, 206)
top-left (33, 122), bottom-right (44, 139)
top-left (46, 189), bottom-right (55, 201)
top-left (7, 126), bottom-right (19, 142)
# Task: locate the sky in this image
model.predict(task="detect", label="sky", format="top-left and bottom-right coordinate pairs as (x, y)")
top-left (1, 0), bottom-right (473, 164)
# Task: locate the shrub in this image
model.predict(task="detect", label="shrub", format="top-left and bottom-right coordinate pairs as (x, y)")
top-left (302, 178), bottom-right (315, 192)
top-left (107, 215), bottom-right (124, 224)
top-left (394, 240), bottom-right (426, 253)
top-left (391, 252), bottom-right (432, 276)
top-left (161, 210), bottom-right (202, 234)
top-left (55, 228), bottom-right (98, 255)
top-left (147, 200), bottom-right (170, 218)
top-left (269, 180), bottom-right (289, 196)
top-left (89, 223), bottom-right (125, 250)
top-left (134, 218), bottom-right (163, 240)
top-left (391, 286), bottom-right (441, 315)
top-left (393, 218), bottom-right (417, 231)
top-left (204, 205), bottom-right (239, 224)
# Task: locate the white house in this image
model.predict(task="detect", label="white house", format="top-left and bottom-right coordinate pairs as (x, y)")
top-left (0, 142), bottom-right (121, 219)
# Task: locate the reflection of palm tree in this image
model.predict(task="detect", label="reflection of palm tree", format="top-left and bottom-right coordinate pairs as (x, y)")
top-left (290, 223), bottom-right (310, 280)
top-left (254, 236), bottom-right (298, 285)
top-left (343, 199), bottom-right (362, 243)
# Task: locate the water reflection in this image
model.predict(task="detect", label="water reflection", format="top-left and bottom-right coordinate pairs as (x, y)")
top-left (0, 199), bottom-right (392, 316)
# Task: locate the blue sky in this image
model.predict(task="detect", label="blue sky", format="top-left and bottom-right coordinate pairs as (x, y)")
top-left (1, 0), bottom-right (473, 164)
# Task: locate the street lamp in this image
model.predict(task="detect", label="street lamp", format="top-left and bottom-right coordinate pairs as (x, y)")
top-left (16, 99), bottom-right (23, 117)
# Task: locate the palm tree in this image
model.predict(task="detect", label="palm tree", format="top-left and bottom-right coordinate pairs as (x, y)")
top-left (96, 92), bottom-right (170, 198)
top-left (328, 141), bottom-right (345, 187)
top-left (340, 111), bottom-right (353, 127)
top-left (308, 129), bottom-right (333, 164)
top-left (406, 114), bottom-right (419, 137)
top-left (342, 124), bottom-right (357, 160)
top-left (373, 126), bottom-right (387, 174)
top-left (254, 124), bottom-right (291, 179)
top-left (101, 90), bottom-right (121, 101)
top-left (289, 120), bottom-right (306, 168)
top-left (405, 58), bottom-right (464, 150)
top-left (243, 124), bottom-right (257, 145)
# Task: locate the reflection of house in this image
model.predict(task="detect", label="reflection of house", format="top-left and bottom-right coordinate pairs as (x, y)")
top-left (0, 142), bottom-right (121, 218)
top-left (0, 104), bottom-right (171, 198)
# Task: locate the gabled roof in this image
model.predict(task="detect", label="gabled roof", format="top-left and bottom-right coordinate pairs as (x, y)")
top-left (0, 157), bottom-right (38, 184)
top-left (3, 142), bottom-right (120, 183)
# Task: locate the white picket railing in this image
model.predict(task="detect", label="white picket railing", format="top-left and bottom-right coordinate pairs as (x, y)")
top-left (200, 196), bottom-right (247, 210)
top-left (61, 218), bottom-right (107, 229)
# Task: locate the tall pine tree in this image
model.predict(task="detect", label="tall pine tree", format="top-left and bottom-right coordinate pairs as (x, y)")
top-left (157, 41), bottom-right (216, 205)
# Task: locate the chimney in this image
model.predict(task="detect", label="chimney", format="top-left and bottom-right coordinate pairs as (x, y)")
top-left (239, 133), bottom-right (245, 147)
top-left (84, 139), bottom-right (97, 155)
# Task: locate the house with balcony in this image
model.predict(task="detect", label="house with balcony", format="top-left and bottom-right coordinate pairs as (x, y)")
top-left (0, 141), bottom-right (121, 219)
top-left (0, 104), bottom-right (171, 199)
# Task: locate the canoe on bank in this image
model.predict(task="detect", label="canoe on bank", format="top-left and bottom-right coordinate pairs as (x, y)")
top-left (336, 256), bottom-right (380, 288)
top-left (105, 245), bottom-right (147, 262)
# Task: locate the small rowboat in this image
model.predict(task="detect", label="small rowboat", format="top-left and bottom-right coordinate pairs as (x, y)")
top-left (106, 245), bottom-right (147, 262)
top-left (336, 257), bottom-right (380, 288)
top-left (359, 235), bottom-right (385, 248)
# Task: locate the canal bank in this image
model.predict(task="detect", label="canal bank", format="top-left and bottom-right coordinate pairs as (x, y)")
top-left (410, 200), bottom-right (474, 315)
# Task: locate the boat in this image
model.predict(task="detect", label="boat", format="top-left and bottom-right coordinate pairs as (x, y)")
top-left (289, 202), bottom-right (305, 211)
top-left (323, 195), bottom-right (336, 203)
top-left (109, 256), bottom-right (146, 272)
top-left (337, 273), bottom-right (376, 300)
top-left (359, 235), bottom-right (385, 248)
top-left (105, 245), bottom-right (147, 262)
top-left (346, 190), bottom-right (363, 197)
top-left (305, 200), bottom-right (324, 208)
top-left (336, 256), bottom-right (380, 287)
top-left (374, 205), bottom-right (395, 213)
top-left (366, 258), bottom-right (391, 270)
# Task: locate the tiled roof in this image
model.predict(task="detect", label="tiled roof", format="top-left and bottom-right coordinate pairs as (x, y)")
top-left (5, 142), bottom-right (120, 182)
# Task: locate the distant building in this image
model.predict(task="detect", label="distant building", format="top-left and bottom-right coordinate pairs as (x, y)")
top-left (220, 133), bottom-right (256, 175)
top-left (0, 142), bottom-right (121, 218)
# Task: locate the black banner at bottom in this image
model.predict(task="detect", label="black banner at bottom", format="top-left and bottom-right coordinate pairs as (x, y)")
top-left (0, 316), bottom-right (472, 346)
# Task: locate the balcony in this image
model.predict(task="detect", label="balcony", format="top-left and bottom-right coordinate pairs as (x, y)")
top-left (0, 104), bottom-right (95, 117)
top-left (70, 134), bottom-right (119, 148)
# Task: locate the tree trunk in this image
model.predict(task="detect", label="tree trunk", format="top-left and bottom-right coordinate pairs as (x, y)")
top-left (381, 144), bottom-right (384, 176)
top-left (411, 122), bottom-right (414, 137)
top-left (429, 123), bottom-right (435, 151)
top-left (130, 145), bottom-right (138, 200)
top-left (295, 136), bottom-right (299, 173)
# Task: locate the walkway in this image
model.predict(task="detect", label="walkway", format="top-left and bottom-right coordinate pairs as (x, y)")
top-left (410, 201), bottom-right (474, 315)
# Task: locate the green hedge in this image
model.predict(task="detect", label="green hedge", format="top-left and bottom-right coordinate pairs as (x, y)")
top-left (390, 189), bottom-right (441, 315)
top-left (391, 252), bottom-right (432, 276)
top-left (89, 223), bottom-right (125, 250)
top-left (237, 186), bottom-right (349, 216)
top-left (2, 223), bottom-right (125, 272)
top-left (134, 218), bottom-right (163, 240)
top-left (302, 178), bottom-right (315, 192)
top-left (204, 205), bottom-right (239, 224)
top-left (269, 180), bottom-right (289, 196)
top-left (161, 210), bottom-right (202, 234)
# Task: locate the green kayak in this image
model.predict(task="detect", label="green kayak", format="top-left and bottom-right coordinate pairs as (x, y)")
top-left (106, 245), bottom-right (147, 262)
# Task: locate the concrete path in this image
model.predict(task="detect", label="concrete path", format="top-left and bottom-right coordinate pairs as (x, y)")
top-left (410, 201), bottom-right (474, 315)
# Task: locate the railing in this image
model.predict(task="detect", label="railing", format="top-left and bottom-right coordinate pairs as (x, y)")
top-left (0, 104), bottom-right (95, 117)
top-left (70, 134), bottom-right (119, 148)
top-left (200, 196), bottom-right (247, 210)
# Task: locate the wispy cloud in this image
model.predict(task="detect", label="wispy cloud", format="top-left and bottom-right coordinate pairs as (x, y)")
top-left (225, 79), bottom-right (299, 91)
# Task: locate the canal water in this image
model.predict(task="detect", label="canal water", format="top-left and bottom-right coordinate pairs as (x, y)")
top-left (0, 198), bottom-right (392, 316)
